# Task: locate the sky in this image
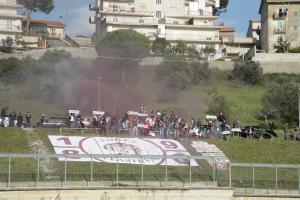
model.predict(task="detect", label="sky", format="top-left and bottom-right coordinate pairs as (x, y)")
top-left (32, 0), bottom-right (261, 37)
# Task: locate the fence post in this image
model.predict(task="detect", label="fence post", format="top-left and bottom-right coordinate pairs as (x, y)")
top-left (90, 156), bottom-right (93, 184)
top-left (275, 166), bottom-right (278, 195)
top-left (64, 155), bottom-right (67, 184)
top-left (37, 155), bottom-right (40, 184)
top-left (165, 157), bottom-right (168, 186)
top-left (298, 167), bottom-right (300, 195)
top-left (116, 156), bottom-right (119, 187)
top-left (229, 162), bottom-right (232, 188)
top-left (141, 156), bottom-right (144, 187)
top-left (8, 155), bottom-right (11, 188)
top-left (252, 164), bottom-right (255, 195)
top-left (189, 157), bottom-right (192, 187)
top-left (213, 158), bottom-right (216, 187)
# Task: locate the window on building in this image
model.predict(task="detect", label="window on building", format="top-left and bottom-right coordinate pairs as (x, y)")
top-left (276, 7), bottom-right (288, 17)
top-left (294, 25), bottom-right (299, 32)
top-left (113, 17), bottom-right (118, 22)
top-left (278, 35), bottom-right (284, 43)
top-left (156, 0), bottom-right (161, 4)
top-left (276, 21), bottom-right (284, 30)
top-left (199, 9), bottom-right (204, 16)
top-left (170, 5), bottom-right (177, 12)
top-left (156, 11), bottom-right (161, 18)
top-left (294, 11), bottom-right (298, 16)
top-left (7, 20), bottom-right (12, 30)
top-left (112, 4), bottom-right (118, 11)
top-left (140, 3), bottom-right (147, 10)
top-left (173, 20), bottom-right (178, 24)
top-left (139, 18), bottom-right (144, 23)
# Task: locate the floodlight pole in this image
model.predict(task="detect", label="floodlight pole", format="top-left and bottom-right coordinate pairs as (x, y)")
top-left (98, 77), bottom-right (102, 111)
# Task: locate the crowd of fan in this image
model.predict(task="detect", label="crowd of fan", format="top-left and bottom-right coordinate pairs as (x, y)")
top-left (121, 110), bottom-right (232, 139)
top-left (0, 107), bottom-right (35, 128)
top-left (2, 105), bottom-right (299, 141)
top-left (62, 105), bottom-right (231, 139)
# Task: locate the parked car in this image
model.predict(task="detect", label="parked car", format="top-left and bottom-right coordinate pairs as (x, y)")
top-left (36, 117), bottom-right (67, 128)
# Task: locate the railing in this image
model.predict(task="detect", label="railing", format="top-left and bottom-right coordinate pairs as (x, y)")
top-left (273, 12), bottom-right (287, 19)
top-left (0, 153), bottom-right (299, 195)
top-left (273, 28), bottom-right (286, 34)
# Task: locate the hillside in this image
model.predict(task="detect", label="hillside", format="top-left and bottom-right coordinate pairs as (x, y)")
top-left (1, 128), bottom-right (299, 164)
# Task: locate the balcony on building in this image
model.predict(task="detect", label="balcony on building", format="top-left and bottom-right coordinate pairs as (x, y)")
top-left (273, 9), bottom-right (287, 19)
top-left (273, 28), bottom-right (286, 34)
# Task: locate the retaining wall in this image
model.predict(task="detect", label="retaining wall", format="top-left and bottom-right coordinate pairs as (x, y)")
top-left (0, 188), bottom-right (234, 200)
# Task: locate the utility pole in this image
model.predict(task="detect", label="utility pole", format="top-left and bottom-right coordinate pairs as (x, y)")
top-left (98, 76), bottom-right (102, 111)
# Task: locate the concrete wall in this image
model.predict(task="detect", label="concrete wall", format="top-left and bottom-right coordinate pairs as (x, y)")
top-left (254, 53), bottom-right (300, 73)
top-left (1, 48), bottom-right (300, 74)
top-left (234, 197), bottom-right (300, 200)
top-left (0, 47), bottom-right (98, 60)
top-left (0, 188), bottom-right (234, 200)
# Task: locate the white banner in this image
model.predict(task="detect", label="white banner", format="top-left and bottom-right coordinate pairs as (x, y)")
top-left (191, 141), bottom-right (229, 170)
top-left (48, 136), bottom-right (198, 166)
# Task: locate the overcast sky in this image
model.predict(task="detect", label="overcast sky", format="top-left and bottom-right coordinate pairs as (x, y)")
top-left (32, 0), bottom-right (261, 37)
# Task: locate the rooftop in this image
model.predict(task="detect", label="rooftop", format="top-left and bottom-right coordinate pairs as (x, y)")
top-left (249, 19), bottom-right (261, 23)
top-left (220, 27), bottom-right (235, 33)
top-left (259, 0), bottom-right (300, 13)
top-left (23, 19), bottom-right (65, 28)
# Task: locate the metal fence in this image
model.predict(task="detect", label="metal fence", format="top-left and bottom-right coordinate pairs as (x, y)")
top-left (0, 154), bottom-right (299, 195)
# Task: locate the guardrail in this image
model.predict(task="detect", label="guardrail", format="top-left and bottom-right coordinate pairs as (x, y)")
top-left (0, 153), bottom-right (299, 195)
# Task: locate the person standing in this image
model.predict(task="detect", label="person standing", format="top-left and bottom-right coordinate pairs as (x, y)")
top-left (25, 112), bottom-right (32, 128)
top-left (40, 113), bottom-right (45, 127)
top-left (17, 113), bottom-right (23, 127)
top-left (12, 111), bottom-right (16, 127)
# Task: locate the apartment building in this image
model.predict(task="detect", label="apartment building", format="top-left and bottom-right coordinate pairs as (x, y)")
top-left (259, 0), bottom-right (300, 52)
top-left (247, 19), bottom-right (261, 49)
top-left (0, 0), bottom-right (23, 45)
top-left (90, 0), bottom-right (223, 52)
top-left (220, 27), bottom-right (256, 59)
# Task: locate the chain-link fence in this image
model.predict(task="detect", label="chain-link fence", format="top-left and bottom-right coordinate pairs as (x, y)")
top-left (0, 154), bottom-right (299, 195)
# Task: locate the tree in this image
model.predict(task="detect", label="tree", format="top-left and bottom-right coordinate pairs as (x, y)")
top-left (214, 0), bottom-right (229, 15)
top-left (186, 45), bottom-right (199, 59)
top-left (96, 29), bottom-right (150, 58)
top-left (261, 81), bottom-right (298, 124)
top-left (230, 61), bottom-right (262, 85)
top-left (151, 37), bottom-right (171, 54)
top-left (17, 0), bottom-right (54, 34)
top-left (173, 41), bottom-right (187, 55)
top-left (276, 41), bottom-right (290, 53)
top-left (14, 34), bottom-right (22, 46)
top-left (2, 37), bottom-right (13, 47)
top-left (220, 0), bottom-right (229, 9)
top-left (200, 46), bottom-right (216, 60)
top-left (156, 54), bottom-right (213, 101)
top-left (207, 93), bottom-right (231, 118)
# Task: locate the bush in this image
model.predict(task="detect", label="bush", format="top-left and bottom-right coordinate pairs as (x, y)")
top-left (230, 61), bottom-right (262, 85)
top-left (157, 55), bottom-right (212, 89)
top-left (156, 55), bottom-right (212, 101)
top-left (151, 37), bottom-right (171, 54)
top-left (288, 47), bottom-right (300, 53)
top-left (261, 80), bottom-right (298, 124)
top-left (96, 29), bottom-right (150, 58)
top-left (40, 49), bottom-right (71, 63)
top-left (207, 93), bottom-right (231, 118)
top-left (0, 46), bottom-right (13, 53)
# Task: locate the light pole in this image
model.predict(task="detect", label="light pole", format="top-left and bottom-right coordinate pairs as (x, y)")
top-left (298, 87), bottom-right (300, 129)
top-left (98, 76), bottom-right (102, 111)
